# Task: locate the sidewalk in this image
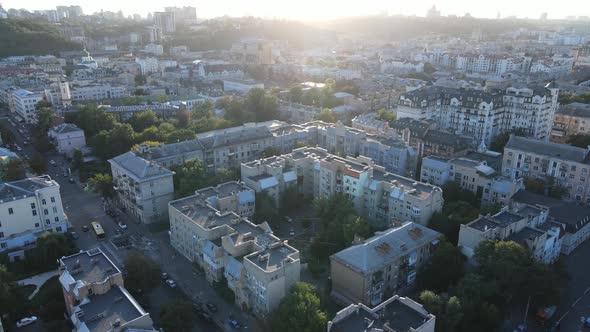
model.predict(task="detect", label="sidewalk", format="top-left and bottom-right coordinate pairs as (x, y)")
top-left (17, 270), bottom-right (59, 300)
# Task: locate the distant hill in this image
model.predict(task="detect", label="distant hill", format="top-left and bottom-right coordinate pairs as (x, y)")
top-left (0, 19), bottom-right (81, 58)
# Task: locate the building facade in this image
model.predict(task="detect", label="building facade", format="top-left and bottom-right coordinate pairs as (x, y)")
top-left (551, 102), bottom-right (590, 143)
top-left (0, 176), bottom-right (68, 253)
top-left (48, 123), bottom-right (86, 157)
top-left (10, 89), bottom-right (44, 123)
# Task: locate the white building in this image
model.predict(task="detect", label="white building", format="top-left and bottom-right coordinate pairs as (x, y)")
top-left (10, 89), bottom-right (44, 123)
top-left (69, 84), bottom-right (127, 101)
top-left (0, 176), bottom-right (68, 254)
top-left (48, 123), bottom-right (86, 157)
top-left (223, 79), bottom-right (264, 94)
top-left (136, 57), bottom-right (160, 75)
top-left (144, 44), bottom-right (164, 56)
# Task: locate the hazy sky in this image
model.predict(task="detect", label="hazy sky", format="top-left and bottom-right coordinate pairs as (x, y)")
top-left (2, 0), bottom-right (589, 20)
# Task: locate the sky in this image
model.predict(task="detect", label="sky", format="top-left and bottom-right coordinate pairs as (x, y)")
top-left (2, 0), bottom-right (589, 21)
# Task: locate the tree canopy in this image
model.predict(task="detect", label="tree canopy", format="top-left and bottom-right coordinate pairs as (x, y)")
top-left (0, 19), bottom-right (80, 57)
top-left (160, 300), bottom-right (195, 332)
top-left (88, 173), bottom-right (115, 199)
top-left (123, 251), bottom-right (161, 294)
top-left (270, 282), bottom-right (328, 332)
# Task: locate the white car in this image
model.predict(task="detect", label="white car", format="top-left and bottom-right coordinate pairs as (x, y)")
top-left (166, 279), bottom-right (176, 288)
top-left (289, 228), bottom-right (295, 237)
top-left (49, 160), bottom-right (56, 166)
top-left (16, 316), bottom-right (38, 327)
top-left (118, 222), bottom-right (128, 230)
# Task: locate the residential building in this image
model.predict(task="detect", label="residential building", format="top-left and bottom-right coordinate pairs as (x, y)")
top-left (330, 222), bottom-right (442, 306)
top-left (48, 123), bottom-right (86, 157)
top-left (136, 57), bottom-right (160, 75)
top-left (511, 190), bottom-right (589, 255)
top-left (241, 147), bottom-right (443, 227)
top-left (69, 84), bottom-right (127, 101)
top-left (58, 248), bottom-right (155, 332)
top-left (231, 39), bottom-right (273, 65)
top-left (196, 62), bottom-right (244, 80)
top-left (144, 44), bottom-right (164, 56)
top-left (351, 112), bottom-right (392, 136)
top-left (0, 176), bottom-right (68, 254)
top-left (421, 156), bottom-right (524, 206)
top-left (168, 186), bottom-right (300, 317)
top-left (145, 25), bottom-right (162, 43)
top-left (278, 101), bottom-right (322, 124)
top-left (327, 295), bottom-right (436, 332)
top-left (164, 6), bottom-right (197, 24)
top-left (109, 152), bottom-right (175, 224)
top-left (551, 102), bottom-right (590, 143)
top-left (502, 135), bottom-right (590, 203)
top-left (396, 84), bottom-right (559, 146)
top-left (154, 12), bottom-right (175, 34)
top-left (457, 206), bottom-right (562, 263)
top-left (390, 118), bottom-right (471, 158)
top-left (10, 89), bottom-right (44, 123)
top-left (195, 181), bottom-right (255, 218)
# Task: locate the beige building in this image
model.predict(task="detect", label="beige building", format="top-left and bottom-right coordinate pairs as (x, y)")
top-left (241, 147), bottom-right (443, 228)
top-left (58, 248), bottom-right (155, 332)
top-left (168, 182), bottom-right (300, 317)
top-left (327, 295), bottom-right (436, 332)
top-left (109, 152), bottom-right (175, 224)
top-left (502, 135), bottom-right (590, 204)
top-left (330, 222), bottom-right (442, 306)
top-left (551, 102), bottom-right (590, 143)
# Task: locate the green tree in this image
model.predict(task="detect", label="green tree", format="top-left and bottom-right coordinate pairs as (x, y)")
top-left (0, 265), bottom-right (29, 325)
top-left (376, 108), bottom-right (396, 121)
top-left (124, 251), bottom-right (161, 294)
top-left (74, 105), bottom-right (117, 138)
top-left (253, 192), bottom-right (279, 227)
top-left (134, 74), bottom-right (147, 86)
top-left (88, 173), bottom-right (114, 199)
top-left (109, 123), bottom-right (136, 156)
top-left (134, 126), bottom-right (165, 143)
top-left (244, 88), bottom-right (278, 122)
top-left (193, 100), bottom-right (215, 119)
top-left (418, 291), bottom-right (463, 332)
top-left (489, 128), bottom-right (527, 153)
top-left (160, 300), bottom-right (195, 332)
top-left (315, 108), bottom-right (337, 123)
top-left (289, 85), bottom-right (303, 103)
top-left (166, 129), bottom-right (195, 144)
top-left (127, 110), bottom-right (161, 132)
top-left (224, 100), bottom-right (249, 125)
top-left (71, 149), bottom-right (84, 170)
top-left (28, 152), bottom-right (47, 174)
top-left (270, 282), bottom-right (328, 332)
top-left (35, 100), bottom-right (52, 110)
top-left (25, 232), bottom-right (76, 272)
top-left (424, 62), bottom-right (437, 74)
top-left (417, 240), bottom-right (466, 292)
top-left (3, 158), bottom-right (26, 181)
top-left (567, 134), bottom-right (590, 148)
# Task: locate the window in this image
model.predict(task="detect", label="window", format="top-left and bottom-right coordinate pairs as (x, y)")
top-left (32, 210), bottom-right (37, 216)
top-left (42, 199), bottom-right (46, 205)
top-left (35, 223), bottom-right (39, 228)
top-left (0, 243), bottom-right (5, 249)
top-left (45, 219), bottom-right (50, 225)
top-left (56, 226), bottom-right (62, 232)
top-left (44, 209), bottom-right (48, 215)
top-left (54, 217), bottom-right (59, 222)
top-left (50, 197), bottom-right (55, 203)
top-left (0, 232), bottom-right (3, 238)
top-left (30, 203), bottom-right (36, 209)
top-left (8, 208), bottom-right (13, 215)
top-left (52, 207), bottom-right (57, 213)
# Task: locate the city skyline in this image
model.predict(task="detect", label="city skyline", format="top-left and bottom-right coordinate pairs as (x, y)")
top-left (2, 0), bottom-right (590, 21)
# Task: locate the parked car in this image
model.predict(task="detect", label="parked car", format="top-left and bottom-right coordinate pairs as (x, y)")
top-left (165, 279), bottom-right (176, 288)
top-left (69, 178), bottom-right (75, 184)
top-left (197, 311), bottom-right (212, 322)
top-left (513, 323), bottom-right (528, 332)
top-left (118, 222), bottom-right (128, 230)
top-left (161, 272), bottom-right (168, 280)
top-left (63, 172), bottom-right (68, 177)
top-left (229, 318), bottom-right (242, 329)
top-left (16, 146), bottom-right (22, 152)
top-left (70, 231), bottom-right (79, 240)
top-left (16, 316), bottom-right (38, 327)
top-left (81, 225), bottom-right (90, 232)
top-left (289, 228), bottom-right (295, 237)
top-left (49, 160), bottom-right (56, 166)
top-left (206, 302), bottom-right (218, 313)
top-left (285, 216), bottom-right (293, 223)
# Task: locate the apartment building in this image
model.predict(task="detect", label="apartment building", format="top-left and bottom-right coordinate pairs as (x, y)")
top-left (421, 156), bottom-right (524, 206)
top-left (351, 112), bottom-right (392, 136)
top-left (241, 147), bottom-right (443, 227)
top-left (10, 88), bottom-right (44, 123)
top-left (278, 101), bottom-right (322, 124)
top-left (396, 84), bottom-right (559, 146)
top-left (330, 222), bottom-right (442, 306)
top-left (511, 190), bottom-right (589, 255)
top-left (58, 248), bottom-right (155, 332)
top-left (109, 152), bottom-right (175, 224)
top-left (0, 176), bottom-right (68, 253)
top-left (327, 295), bottom-right (436, 332)
top-left (195, 181), bottom-right (255, 218)
top-left (196, 62), bottom-right (244, 81)
top-left (48, 123), bottom-right (86, 157)
top-left (390, 118), bottom-right (471, 158)
top-left (551, 102), bottom-right (590, 143)
top-left (69, 84), bottom-right (127, 101)
top-left (458, 206), bottom-right (562, 263)
top-left (154, 11), bottom-right (175, 34)
top-left (231, 39), bottom-right (273, 65)
top-left (502, 135), bottom-right (590, 203)
top-left (168, 186), bottom-right (300, 317)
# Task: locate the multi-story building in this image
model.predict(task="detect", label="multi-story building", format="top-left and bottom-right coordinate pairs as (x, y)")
top-left (330, 222), bottom-right (442, 306)
top-left (551, 102), bottom-right (590, 143)
top-left (58, 248), bottom-right (155, 332)
top-left (109, 152), bottom-right (175, 224)
top-left (10, 88), bottom-right (44, 123)
top-left (327, 294), bottom-right (436, 332)
top-left (135, 57), bottom-right (160, 75)
top-left (144, 44), bottom-right (164, 56)
top-left (241, 147), bottom-right (443, 227)
top-left (69, 84), bottom-right (127, 101)
top-left (396, 84), bottom-right (559, 146)
top-left (196, 62), bottom-right (244, 81)
top-left (351, 112), bottom-right (393, 136)
top-left (48, 123), bottom-right (86, 157)
top-left (390, 118), bottom-right (471, 158)
top-left (163, 6), bottom-right (197, 24)
top-left (223, 79), bottom-right (264, 94)
top-left (168, 185), bottom-right (300, 317)
top-left (195, 181), bottom-right (255, 218)
top-left (154, 11), bottom-right (175, 34)
top-left (502, 135), bottom-right (590, 203)
top-left (458, 206), bottom-right (562, 263)
top-left (278, 101), bottom-right (322, 124)
top-left (421, 156), bottom-right (524, 206)
top-left (231, 39), bottom-right (273, 65)
top-left (0, 176), bottom-right (68, 254)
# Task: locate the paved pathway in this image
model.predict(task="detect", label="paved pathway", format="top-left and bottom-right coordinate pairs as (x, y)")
top-left (17, 270), bottom-right (59, 300)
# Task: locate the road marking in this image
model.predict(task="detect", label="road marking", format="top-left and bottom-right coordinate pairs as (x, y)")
top-left (557, 285), bottom-right (590, 324)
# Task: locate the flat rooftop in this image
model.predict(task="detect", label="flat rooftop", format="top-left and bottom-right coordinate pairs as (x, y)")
top-left (245, 243), bottom-right (298, 272)
top-left (492, 210), bottom-right (524, 227)
top-left (507, 226), bottom-right (545, 245)
top-left (330, 298), bottom-right (432, 332)
top-left (0, 176), bottom-right (59, 202)
top-left (60, 248), bottom-right (120, 285)
top-left (170, 196), bottom-right (239, 229)
top-left (468, 217), bottom-right (500, 232)
top-left (77, 286), bottom-right (147, 332)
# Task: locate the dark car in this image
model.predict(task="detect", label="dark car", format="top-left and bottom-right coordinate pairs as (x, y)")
top-left (206, 302), bottom-right (218, 313)
top-left (197, 311), bottom-right (212, 322)
top-left (70, 231), bottom-right (79, 239)
top-left (81, 225), bottom-right (90, 232)
top-left (68, 178), bottom-right (75, 183)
